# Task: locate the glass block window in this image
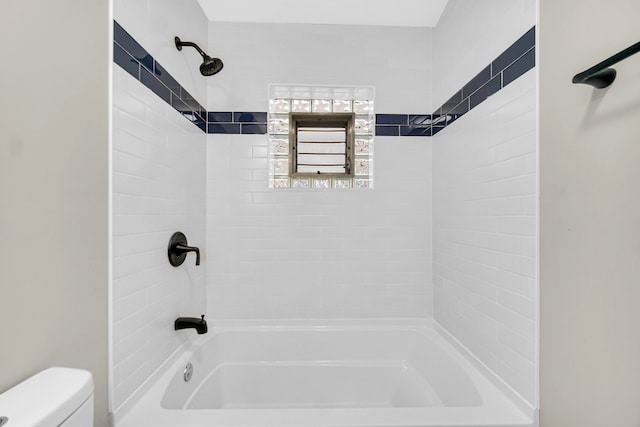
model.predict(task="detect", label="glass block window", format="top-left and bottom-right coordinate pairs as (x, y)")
top-left (268, 85), bottom-right (374, 189)
top-left (290, 113), bottom-right (354, 176)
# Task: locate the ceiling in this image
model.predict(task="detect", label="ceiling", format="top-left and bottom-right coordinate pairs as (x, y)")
top-left (196, 0), bottom-right (450, 28)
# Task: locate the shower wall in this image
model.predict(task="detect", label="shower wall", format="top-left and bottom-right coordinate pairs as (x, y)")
top-left (112, 0), bottom-right (208, 415)
top-left (206, 22), bottom-right (432, 112)
top-left (432, 0), bottom-right (537, 407)
top-left (205, 23), bottom-right (433, 319)
top-left (111, 0), bottom-right (539, 414)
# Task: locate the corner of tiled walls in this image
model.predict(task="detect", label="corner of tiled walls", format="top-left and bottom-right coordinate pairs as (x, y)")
top-left (431, 0), bottom-right (538, 408)
top-left (111, 0), bottom-right (208, 415)
top-left (112, 63), bottom-right (206, 410)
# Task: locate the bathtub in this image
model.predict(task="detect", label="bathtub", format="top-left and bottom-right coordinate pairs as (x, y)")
top-left (115, 320), bottom-right (536, 427)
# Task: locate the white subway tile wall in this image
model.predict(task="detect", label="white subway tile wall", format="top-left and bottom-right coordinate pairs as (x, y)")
top-left (112, 0), bottom-right (208, 413)
top-left (207, 135), bottom-right (432, 319)
top-left (432, 0), bottom-right (537, 108)
top-left (112, 0), bottom-right (538, 415)
top-left (432, 70), bottom-right (537, 405)
top-left (206, 22), bottom-right (432, 113)
top-left (112, 65), bottom-right (207, 411)
top-left (113, 0), bottom-right (208, 104)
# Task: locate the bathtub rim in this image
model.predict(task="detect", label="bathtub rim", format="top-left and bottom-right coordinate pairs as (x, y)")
top-left (112, 318), bottom-right (537, 426)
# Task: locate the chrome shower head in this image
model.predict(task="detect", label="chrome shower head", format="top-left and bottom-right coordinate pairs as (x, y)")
top-left (175, 36), bottom-right (224, 76)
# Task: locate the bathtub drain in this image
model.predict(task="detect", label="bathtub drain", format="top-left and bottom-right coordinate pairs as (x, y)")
top-left (183, 363), bottom-right (193, 382)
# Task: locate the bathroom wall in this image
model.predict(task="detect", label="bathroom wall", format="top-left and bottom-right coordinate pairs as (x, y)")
top-left (205, 23), bottom-right (433, 320)
top-left (432, 0), bottom-right (537, 107)
top-left (431, 0), bottom-right (537, 407)
top-left (207, 134), bottom-right (432, 319)
top-left (112, 0), bottom-right (208, 415)
top-left (206, 22), bottom-right (432, 112)
top-left (0, 1), bottom-right (109, 426)
top-left (539, 0), bottom-right (640, 425)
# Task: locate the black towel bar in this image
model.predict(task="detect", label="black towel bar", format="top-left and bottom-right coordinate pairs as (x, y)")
top-left (572, 41), bottom-right (640, 88)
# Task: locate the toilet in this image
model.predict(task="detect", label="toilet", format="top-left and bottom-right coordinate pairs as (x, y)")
top-left (0, 367), bottom-right (93, 426)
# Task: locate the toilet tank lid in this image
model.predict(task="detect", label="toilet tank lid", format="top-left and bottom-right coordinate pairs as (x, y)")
top-left (0, 367), bottom-right (93, 427)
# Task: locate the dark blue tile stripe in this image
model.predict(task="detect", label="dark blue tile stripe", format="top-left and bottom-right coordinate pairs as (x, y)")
top-left (376, 114), bottom-right (408, 125)
top-left (429, 26), bottom-right (536, 136)
top-left (503, 47), bottom-right (535, 87)
top-left (462, 65), bottom-right (491, 99)
top-left (492, 27), bottom-right (536, 77)
top-left (235, 112), bottom-right (268, 123)
top-left (375, 126), bottom-right (400, 136)
top-left (113, 21), bottom-right (205, 131)
top-left (113, 21), bottom-right (535, 137)
top-left (208, 123), bottom-right (241, 134)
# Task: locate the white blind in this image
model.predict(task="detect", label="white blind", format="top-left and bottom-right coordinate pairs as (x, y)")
top-left (296, 127), bottom-right (347, 174)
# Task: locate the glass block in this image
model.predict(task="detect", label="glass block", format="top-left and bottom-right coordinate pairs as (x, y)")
top-left (333, 99), bottom-right (352, 112)
top-left (270, 138), bottom-right (289, 154)
top-left (292, 99), bottom-right (311, 112)
top-left (355, 179), bottom-right (370, 189)
top-left (313, 178), bottom-right (330, 189)
top-left (355, 138), bottom-right (370, 154)
top-left (353, 100), bottom-right (373, 114)
top-left (292, 177), bottom-right (310, 189)
top-left (312, 99), bottom-right (332, 113)
top-left (269, 99), bottom-right (290, 114)
top-left (355, 159), bottom-right (369, 175)
top-left (355, 117), bottom-right (373, 134)
top-left (269, 117), bottom-right (289, 134)
top-left (273, 178), bottom-right (290, 189)
top-left (334, 179), bottom-right (351, 189)
top-left (274, 159), bottom-right (289, 175)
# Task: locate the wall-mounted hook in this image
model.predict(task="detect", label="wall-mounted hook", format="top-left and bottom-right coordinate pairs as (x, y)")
top-left (168, 232), bottom-right (200, 267)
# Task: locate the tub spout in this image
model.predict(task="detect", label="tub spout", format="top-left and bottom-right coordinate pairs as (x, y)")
top-left (175, 314), bottom-right (207, 334)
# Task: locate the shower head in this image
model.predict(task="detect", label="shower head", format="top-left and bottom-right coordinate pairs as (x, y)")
top-left (200, 55), bottom-right (224, 76)
top-left (174, 36), bottom-right (224, 76)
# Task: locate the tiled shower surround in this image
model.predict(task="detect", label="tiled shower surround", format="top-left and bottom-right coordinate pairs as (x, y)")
top-left (112, 0), bottom-right (537, 416)
top-left (114, 21), bottom-right (534, 138)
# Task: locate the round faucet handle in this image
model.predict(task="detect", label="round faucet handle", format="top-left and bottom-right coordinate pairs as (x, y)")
top-left (201, 314), bottom-right (205, 321)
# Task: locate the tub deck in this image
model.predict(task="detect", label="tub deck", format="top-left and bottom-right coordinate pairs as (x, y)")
top-left (115, 320), bottom-right (536, 427)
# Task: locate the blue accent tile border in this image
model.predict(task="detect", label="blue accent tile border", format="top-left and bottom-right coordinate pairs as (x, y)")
top-left (426, 26), bottom-right (536, 136)
top-left (113, 21), bottom-right (535, 137)
top-left (113, 21), bottom-right (207, 132)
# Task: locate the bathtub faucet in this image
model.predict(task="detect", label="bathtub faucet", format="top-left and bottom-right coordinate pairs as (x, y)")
top-left (175, 315), bottom-right (208, 334)
top-left (168, 232), bottom-right (201, 266)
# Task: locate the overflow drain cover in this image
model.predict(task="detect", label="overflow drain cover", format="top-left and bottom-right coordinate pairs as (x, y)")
top-left (0, 417), bottom-right (8, 426)
top-left (184, 363), bottom-right (193, 382)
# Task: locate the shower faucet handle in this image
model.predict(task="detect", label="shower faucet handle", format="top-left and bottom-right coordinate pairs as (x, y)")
top-left (168, 232), bottom-right (201, 267)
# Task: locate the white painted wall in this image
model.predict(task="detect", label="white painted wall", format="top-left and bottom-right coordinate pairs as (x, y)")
top-left (539, 0), bottom-right (640, 425)
top-left (112, 0), bottom-right (208, 414)
top-left (206, 22), bottom-right (432, 113)
top-left (431, 0), bottom-right (537, 407)
top-left (432, 0), bottom-right (536, 107)
top-left (0, 1), bottom-right (109, 426)
top-left (207, 135), bottom-right (432, 319)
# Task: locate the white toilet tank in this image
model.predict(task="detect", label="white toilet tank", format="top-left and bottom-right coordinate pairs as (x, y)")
top-left (0, 367), bottom-right (93, 427)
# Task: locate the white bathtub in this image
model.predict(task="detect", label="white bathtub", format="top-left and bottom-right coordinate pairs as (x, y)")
top-left (116, 320), bottom-right (536, 427)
